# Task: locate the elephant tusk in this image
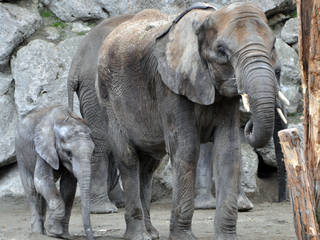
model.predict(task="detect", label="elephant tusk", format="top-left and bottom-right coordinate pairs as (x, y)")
top-left (278, 91), bottom-right (290, 106)
top-left (241, 94), bottom-right (250, 112)
top-left (276, 108), bottom-right (287, 124)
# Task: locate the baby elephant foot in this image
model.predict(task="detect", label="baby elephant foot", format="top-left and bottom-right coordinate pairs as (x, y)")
top-left (90, 199), bottom-right (118, 214)
top-left (169, 230), bottom-right (197, 240)
top-left (194, 194), bottom-right (216, 209)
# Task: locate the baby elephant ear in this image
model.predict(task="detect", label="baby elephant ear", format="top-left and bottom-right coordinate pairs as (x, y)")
top-left (155, 10), bottom-right (215, 105)
top-left (34, 118), bottom-right (59, 170)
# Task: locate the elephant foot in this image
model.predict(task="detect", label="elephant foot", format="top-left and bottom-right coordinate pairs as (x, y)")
top-left (31, 221), bottom-right (44, 234)
top-left (146, 223), bottom-right (159, 239)
top-left (214, 233), bottom-right (237, 240)
top-left (44, 218), bottom-right (63, 238)
top-left (124, 230), bottom-right (152, 240)
top-left (194, 193), bottom-right (216, 209)
top-left (237, 192), bottom-right (253, 212)
top-left (90, 198), bottom-right (118, 214)
top-left (109, 181), bottom-right (125, 208)
top-left (169, 230), bottom-right (197, 240)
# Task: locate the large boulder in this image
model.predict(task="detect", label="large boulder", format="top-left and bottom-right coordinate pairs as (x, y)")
top-left (0, 164), bottom-right (24, 198)
top-left (0, 2), bottom-right (41, 70)
top-left (0, 73), bottom-right (16, 167)
top-left (12, 37), bottom-right (82, 118)
top-left (281, 17), bottom-right (298, 45)
top-left (41, 0), bottom-right (110, 21)
top-left (275, 38), bottom-right (302, 114)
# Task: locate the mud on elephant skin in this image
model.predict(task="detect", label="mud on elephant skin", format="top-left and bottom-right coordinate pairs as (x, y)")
top-left (67, 15), bottom-right (135, 213)
top-left (96, 2), bottom-right (289, 240)
top-left (16, 105), bottom-right (94, 240)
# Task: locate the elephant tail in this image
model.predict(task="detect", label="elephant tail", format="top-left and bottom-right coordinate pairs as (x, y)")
top-left (108, 152), bottom-right (120, 192)
top-left (67, 61), bottom-right (80, 112)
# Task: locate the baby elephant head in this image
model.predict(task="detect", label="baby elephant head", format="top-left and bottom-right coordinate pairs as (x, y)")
top-left (34, 108), bottom-right (94, 239)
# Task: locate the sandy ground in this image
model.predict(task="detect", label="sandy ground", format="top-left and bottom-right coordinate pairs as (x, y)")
top-left (0, 197), bottom-right (296, 240)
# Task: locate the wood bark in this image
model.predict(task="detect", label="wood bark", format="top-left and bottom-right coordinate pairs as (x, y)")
top-left (297, 0), bottom-right (320, 224)
top-left (278, 0), bottom-right (320, 238)
top-left (279, 129), bottom-right (319, 240)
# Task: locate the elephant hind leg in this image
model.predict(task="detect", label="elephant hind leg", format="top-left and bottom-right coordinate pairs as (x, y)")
top-left (90, 142), bottom-right (118, 214)
top-left (19, 165), bottom-right (46, 234)
top-left (113, 139), bottom-right (151, 240)
top-left (139, 153), bottom-right (161, 240)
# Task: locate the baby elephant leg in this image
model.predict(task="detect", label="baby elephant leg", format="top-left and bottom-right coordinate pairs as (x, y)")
top-left (34, 158), bottom-right (65, 237)
top-left (19, 164), bottom-right (46, 233)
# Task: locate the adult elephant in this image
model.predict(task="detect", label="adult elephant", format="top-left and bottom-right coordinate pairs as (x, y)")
top-left (96, 3), bottom-right (289, 240)
top-left (67, 15), bottom-right (134, 213)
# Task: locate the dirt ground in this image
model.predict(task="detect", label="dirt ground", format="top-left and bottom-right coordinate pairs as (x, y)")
top-left (0, 197), bottom-right (296, 240)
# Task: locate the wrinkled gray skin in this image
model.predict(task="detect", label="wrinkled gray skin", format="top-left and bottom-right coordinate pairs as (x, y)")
top-left (195, 143), bottom-right (254, 211)
top-left (96, 3), bottom-right (282, 240)
top-left (16, 105), bottom-right (94, 240)
top-left (68, 15), bottom-right (134, 213)
top-left (195, 105), bottom-right (288, 210)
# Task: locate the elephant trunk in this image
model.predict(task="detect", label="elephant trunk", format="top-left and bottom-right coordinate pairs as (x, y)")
top-left (239, 52), bottom-right (276, 148)
top-left (76, 150), bottom-right (94, 240)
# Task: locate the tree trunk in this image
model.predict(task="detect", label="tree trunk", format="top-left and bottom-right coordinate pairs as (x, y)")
top-left (278, 0), bottom-right (320, 239)
top-left (279, 129), bottom-right (319, 240)
top-left (298, 0), bottom-right (320, 225)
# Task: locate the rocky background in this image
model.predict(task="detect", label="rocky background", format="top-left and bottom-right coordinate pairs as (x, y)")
top-left (0, 0), bottom-right (301, 202)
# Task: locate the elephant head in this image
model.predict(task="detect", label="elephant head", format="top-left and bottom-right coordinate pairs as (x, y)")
top-left (34, 109), bottom-right (95, 240)
top-left (155, 2), bottom-right (288, 148)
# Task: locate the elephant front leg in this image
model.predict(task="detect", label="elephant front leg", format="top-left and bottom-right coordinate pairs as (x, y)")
top-left (213, 110), bottom-right (240, 240)
top-left (34, 158), bottom-right (65, 238)
top-left (59, 170), bottom-right (77, 238)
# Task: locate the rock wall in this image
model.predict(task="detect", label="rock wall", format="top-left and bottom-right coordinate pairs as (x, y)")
top-left (0, 0), bottom-right (300, 202)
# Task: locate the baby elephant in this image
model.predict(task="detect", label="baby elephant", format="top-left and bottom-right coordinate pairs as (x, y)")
top-left (16, 105), bottom-right (94, 240)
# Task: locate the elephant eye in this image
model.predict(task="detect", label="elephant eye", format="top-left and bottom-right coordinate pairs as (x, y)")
top-left (217, 45), bottom-right (227, 57)
top-left (65, 150), bottom-right (72, 158)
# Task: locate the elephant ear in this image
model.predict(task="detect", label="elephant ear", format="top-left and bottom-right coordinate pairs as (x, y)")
top-left (154, 8), bottom-right (215, 105)
top-left (34, 117), bottom-right (59, 170)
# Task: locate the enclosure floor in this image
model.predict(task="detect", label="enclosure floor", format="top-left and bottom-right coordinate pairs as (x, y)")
top-left (0, 198), bottom-right (295, 240)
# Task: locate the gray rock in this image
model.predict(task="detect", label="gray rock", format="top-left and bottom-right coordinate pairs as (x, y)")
top-left (240, 142), bottom-right (258, 193)
top-left (0, 73), bottom-right (16, 167)
top-left (0, 164), bottom-right (24, 198)
top-left (12, 37), bottom-right (83, 118)
top-left (281, 17), bottom-right (298, 44)
top-left (41, 0), bottom-right (109, 21)
top-left (275, 38), bottom-right (301, 114)
top-left (0, 3), bottom-right (41, 69)
top-left (44, 26), bottom-right (60, 41)
top-left (71, 22), bottom-right (91, 33)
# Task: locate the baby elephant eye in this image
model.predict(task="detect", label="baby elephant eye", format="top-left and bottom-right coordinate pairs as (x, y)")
top-left (66, 150), bottom-right (72, 157)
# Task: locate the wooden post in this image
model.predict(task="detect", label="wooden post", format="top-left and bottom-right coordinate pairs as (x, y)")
top-left (279, 129), bottom-right (319, 240)
top-left (278, 0), bottom-right (320, 238)
top-left (297, 0), bottom-right (320, 224)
